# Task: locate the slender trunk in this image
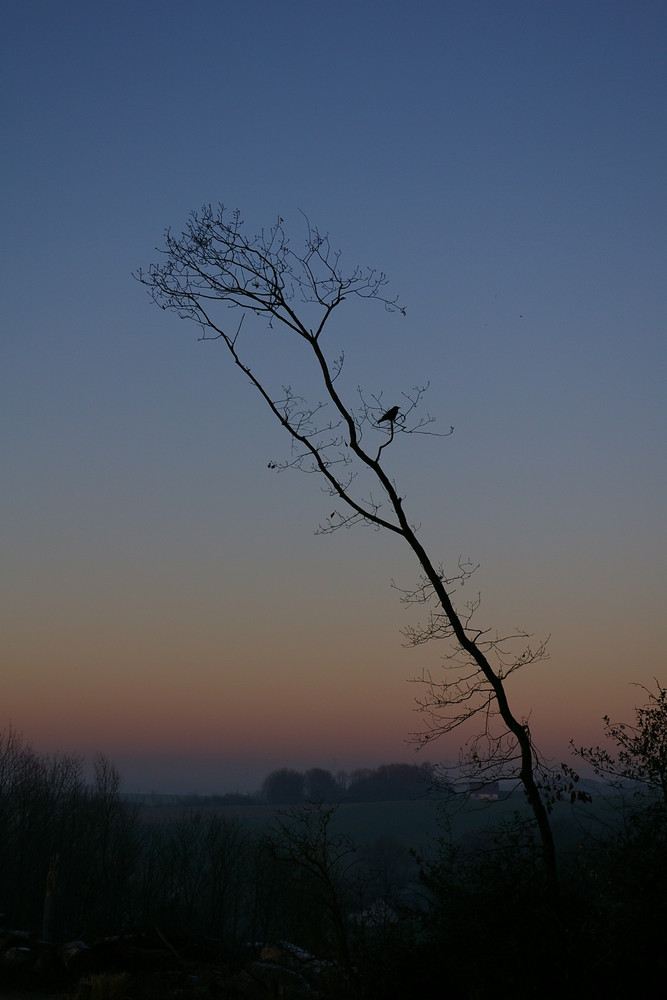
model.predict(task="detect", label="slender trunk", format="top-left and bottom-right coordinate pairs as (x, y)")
top-left (42, 852), bottom-right (59, 942)
top-left (392, 498), bottom-right (559, 888)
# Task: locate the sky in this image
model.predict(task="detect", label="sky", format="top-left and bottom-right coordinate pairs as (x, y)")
top-left (2, 0), bottom-right (666, 794)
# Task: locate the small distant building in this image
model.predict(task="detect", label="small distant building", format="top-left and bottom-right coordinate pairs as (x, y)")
top-left (469, 780), bottom-right (500, 800)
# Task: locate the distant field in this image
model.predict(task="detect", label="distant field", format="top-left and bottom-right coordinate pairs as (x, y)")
top-left (136, 790), bottom-right (626, 858)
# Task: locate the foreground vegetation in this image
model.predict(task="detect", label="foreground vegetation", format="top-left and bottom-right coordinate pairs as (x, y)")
top-left (1, 714), bottom-right (666, 998)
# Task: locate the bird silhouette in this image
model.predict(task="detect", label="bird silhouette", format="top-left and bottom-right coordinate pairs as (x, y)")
top-left (378, 405), bottom-right (400, 424)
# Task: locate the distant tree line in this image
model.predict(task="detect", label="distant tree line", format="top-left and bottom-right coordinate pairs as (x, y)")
top-left (259, 762), bottom-right (445, 805)
top-left (155, 762), bottom-right (449, 808)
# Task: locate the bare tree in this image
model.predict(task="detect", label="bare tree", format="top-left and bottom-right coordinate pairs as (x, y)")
top-left (136, 205), bottom-right (559, 886)
top-left (263, 802), bottom-right (359, 966)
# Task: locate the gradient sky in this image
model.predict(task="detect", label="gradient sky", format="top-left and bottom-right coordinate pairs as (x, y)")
top-left (2, 1), bottom-right (666, 793)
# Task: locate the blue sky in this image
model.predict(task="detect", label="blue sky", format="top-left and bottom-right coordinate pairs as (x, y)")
top-left (2, 0), bottom-right (666, 793)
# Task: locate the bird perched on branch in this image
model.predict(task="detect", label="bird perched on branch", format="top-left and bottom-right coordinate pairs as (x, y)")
top-left (378, 405), bottom-right (400, 424)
